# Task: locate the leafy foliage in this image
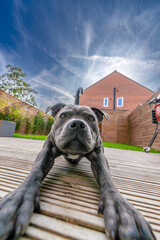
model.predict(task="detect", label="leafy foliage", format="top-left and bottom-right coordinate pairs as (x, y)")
top-left (32, 112), bottom-right (46, 134)
top-left (46, 116), bottom-right (54, 132)
top-left (25, 117), bottom-right (34, 134)
top-left (0, 106), bottom-right (23, 131)
top-left (0, 64), bottom-right (37, 106)
top-left (0, 106), bottom-right (54, 135)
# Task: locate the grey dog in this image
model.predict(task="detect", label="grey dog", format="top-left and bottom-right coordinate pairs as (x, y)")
top-left (0, 103), bottom-right (156, 239)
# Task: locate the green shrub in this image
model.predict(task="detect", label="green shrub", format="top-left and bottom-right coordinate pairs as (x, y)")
top-left (11, 107), bottom-right (24, 131)
top-left (0, 106), bottom-right (23, 131)
top-left (32, 112), bottom-right (46, 134)
top-left (46, 116), bottom-right (54, 134)
top-left (25, 116), bottom-right (34, 134)
top-left (0, 111), bottom-right (3, 119)
top-left (0, 104), bottom-right (54, 135)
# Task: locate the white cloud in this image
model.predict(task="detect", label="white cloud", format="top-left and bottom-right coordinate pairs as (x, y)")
top-left (54, 56), bottom-right (84, 79)
top-left (0, 51), bottom-right (7, 73)
top-left (30, 68), bottom-right (75, 110)
top-left (68, 54), bottom-right (160, 90)
top-left (13, 0), bottom-right (30, 48)
top-left (84, 22), bottom-right (93, 56)
top-left (30, 68), bottom-right (74, 101)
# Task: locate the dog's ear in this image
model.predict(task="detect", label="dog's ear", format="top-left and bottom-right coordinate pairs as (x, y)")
top-left (45, 103), bottom-right (66, 117)
top-left (91, 107), bottom-right (109, 122)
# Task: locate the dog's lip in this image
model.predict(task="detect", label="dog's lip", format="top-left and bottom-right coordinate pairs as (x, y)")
top-left (63, 138), bottom-right (86, 151)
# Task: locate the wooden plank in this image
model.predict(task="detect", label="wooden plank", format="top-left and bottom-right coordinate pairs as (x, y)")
top-left (40, 195), bottom-right (98, 214)
top-left (0, 165), bottom-right (29, 174)
top-left (0, 190), bottom-right (8, 198)
top-left (25, 226), bottom-right (70, 240)
top-left (119, 189), bottom-right (160, 202)
top-left (40, 201), bottom-right (104, 232)
top-left (30, 213), bottom-right (106, 240)
top-left (129, 200), bottom-right (160, 211)
top-left (41, 183), bottom-right (99, 200)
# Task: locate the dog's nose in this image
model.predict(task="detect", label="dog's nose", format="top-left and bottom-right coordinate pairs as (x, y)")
top-left (69, 120), bottom-right (86, 130)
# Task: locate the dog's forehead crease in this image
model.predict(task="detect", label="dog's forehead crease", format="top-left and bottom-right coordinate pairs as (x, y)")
top-left (57, 105), bottom-right (95, 116)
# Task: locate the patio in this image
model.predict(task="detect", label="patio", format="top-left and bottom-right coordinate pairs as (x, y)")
top-left (0, 137), bottom-right (159, 239)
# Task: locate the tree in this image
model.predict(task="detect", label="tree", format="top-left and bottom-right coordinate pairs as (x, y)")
top-left (0, 64), bottom-right (38, 106)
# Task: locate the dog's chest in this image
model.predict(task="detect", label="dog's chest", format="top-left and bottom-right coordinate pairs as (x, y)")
top-left (66, 154), bottom-right (80, 159)
top-left (63, 153), bottom-right (82, 164)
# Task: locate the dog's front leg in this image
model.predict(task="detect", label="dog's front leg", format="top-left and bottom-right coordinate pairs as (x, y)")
top-left (86, 146), bottom-right (156, 240)
top-left (0, 135), bottom-right (60, 240)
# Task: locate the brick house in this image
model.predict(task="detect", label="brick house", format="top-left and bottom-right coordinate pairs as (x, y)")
top-left (80, 71), bottom-right (154, 112)
top-left (79, 71), bottom-right (160, 150)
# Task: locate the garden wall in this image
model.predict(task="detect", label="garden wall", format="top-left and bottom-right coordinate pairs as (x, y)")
top-left (101, 110), bottom-right (129, 144)
top-left (100, 89), bottom-right (160, 151)
top-left (128, 90), bottom-right (160, 151)
top-left (0, 90), bottom-right (54, 135)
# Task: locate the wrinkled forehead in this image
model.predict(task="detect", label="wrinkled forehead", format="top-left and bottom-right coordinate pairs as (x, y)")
top-left (56, 105), bottom-right (96, 117)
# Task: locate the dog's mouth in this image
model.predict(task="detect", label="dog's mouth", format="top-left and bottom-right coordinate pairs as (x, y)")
top-left (55, 127), bottom-right (94, 155)
top-left (64, 139), bottom-right (86, 152)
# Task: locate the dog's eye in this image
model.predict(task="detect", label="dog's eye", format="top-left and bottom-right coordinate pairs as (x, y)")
top-left (60, 113), bottom-right (67, 119)
top-left (88, 115), bottom-right (95, 122)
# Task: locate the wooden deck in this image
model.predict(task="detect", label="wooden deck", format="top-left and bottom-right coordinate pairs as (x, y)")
top-left (0, 137), bottom-right (159, 240)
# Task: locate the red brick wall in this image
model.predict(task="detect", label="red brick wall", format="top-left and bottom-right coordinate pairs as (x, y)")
top-left (101, 110), bottom-right (129, 144)
top-left (80, 71), bottom-right (154, 113)
top-left (0, 90), bottom-right (51, 134)
top-left (0, 90), bottom-right (41, 118)
top-left (128, 90), bottom-right (160, 151)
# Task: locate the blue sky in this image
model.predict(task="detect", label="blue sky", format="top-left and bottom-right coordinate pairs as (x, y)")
top-left (0, 0), bottom-right (160, 110)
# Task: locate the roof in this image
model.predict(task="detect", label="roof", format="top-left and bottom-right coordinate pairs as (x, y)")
top-left (84, 70), bottom-right (154, 94)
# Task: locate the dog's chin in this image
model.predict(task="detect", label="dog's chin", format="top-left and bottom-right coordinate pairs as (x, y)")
top-left (59, 139), bottom-right (89, 155)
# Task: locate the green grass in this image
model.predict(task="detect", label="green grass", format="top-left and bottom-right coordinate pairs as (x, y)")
top-left (103, 141), bottom-right (160, 154)
top-left (14, 133), bottom-right (47, 140)
top-left (13, 133), bottom-right (160, 153)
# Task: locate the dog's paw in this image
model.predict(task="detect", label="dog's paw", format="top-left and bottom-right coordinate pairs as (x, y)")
top-left (98, 194), bottom-right (156, 240)
top-left (0, 183), bottom-right (40, 240)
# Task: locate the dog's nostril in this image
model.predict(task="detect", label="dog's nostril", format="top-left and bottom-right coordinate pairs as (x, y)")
top-left (70, 121), bottom-right (85, 129)
top-left (80, 122), bottom-right (85, 129)
top-left (70, 122), bottom-right (76, 128)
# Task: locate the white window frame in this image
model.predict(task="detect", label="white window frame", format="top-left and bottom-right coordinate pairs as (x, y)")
top-left (117, 97), bottom-right (123, 107)
top-left (103, 98), bottom-right (109, 107)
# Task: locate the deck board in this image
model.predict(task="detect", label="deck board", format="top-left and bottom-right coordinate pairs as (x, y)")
top-left (0, 137), bottom-right (160, 239)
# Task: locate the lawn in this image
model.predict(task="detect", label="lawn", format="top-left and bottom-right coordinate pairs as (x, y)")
top-left (14, 133), bottom-right (160, 154)
top-left (103, 142), bottom-right (160, 154)
top-left (14, 133), bottom-right (47, 140)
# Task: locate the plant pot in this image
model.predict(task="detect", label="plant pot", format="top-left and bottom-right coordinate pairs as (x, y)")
top-left (0, 120), bottom-right (16, 137)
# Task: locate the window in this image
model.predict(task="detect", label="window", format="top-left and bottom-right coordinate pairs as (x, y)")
top-left (103, 98), bottom-right (108, 107)
top-left (117, 97), bottom-right (123, 107)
